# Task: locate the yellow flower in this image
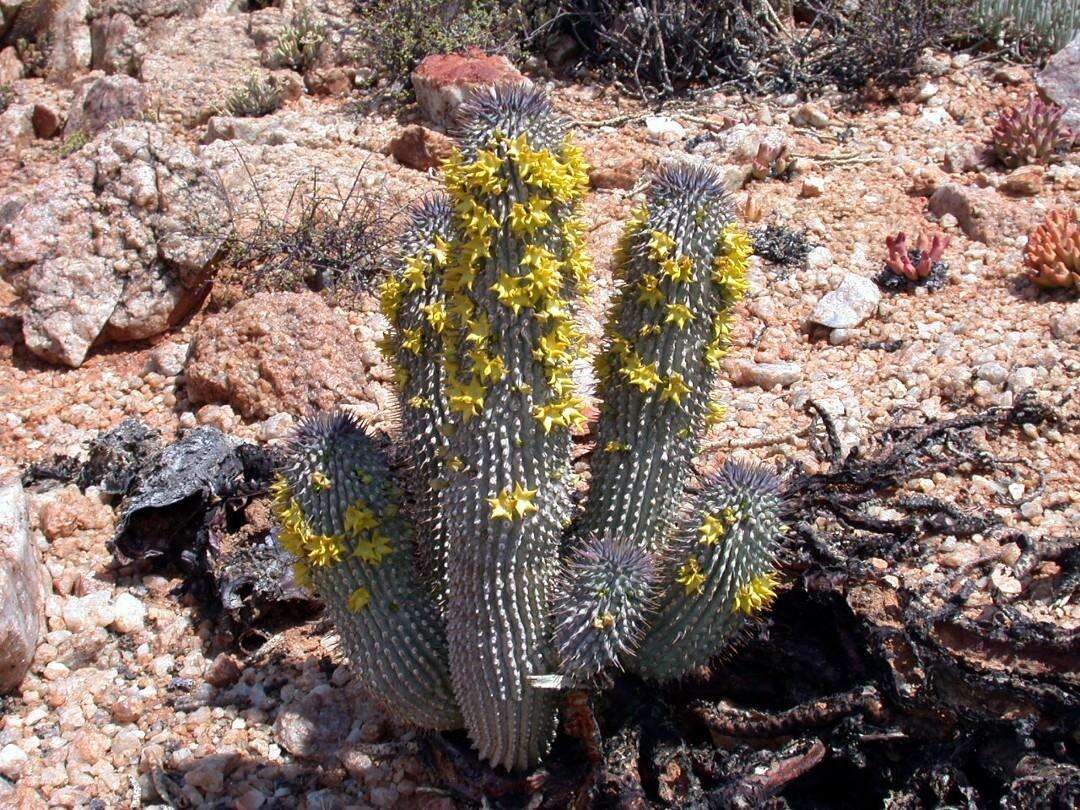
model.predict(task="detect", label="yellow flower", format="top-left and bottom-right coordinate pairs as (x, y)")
top-left (620, 353), bottom-right (660, 392)
top-left (732, 572), bottom-right (779, 615)
top-left (401, 254), bottom-right (428, 292)
top-left (469, 349), bottom-right (506, 383)
top-left (347, 587), bottom-right (371, 613)
top-left (664, 302), bottom-right (695, 329)
top-left (637, 274), bottom-right (665, 307)
top-left (400, 327), bottom-right (422, 355)
top-left (423, 301), bottom-right (447, 333)
top-left (603, 440), bottom-right (630, 453)
top-left (311, 470), bottom-right (332, 491)
top-left (447, 377), bottom-right (487, 420)
top-left (533, 395), bottom-right (587, 433)
top-left (509, 198), bottom-right (552, 235)
top-left (408, 395), bottom-right (431, 409)
top-left (648, 230), bottom-right (676, 261)
top-left (660, 255), bottom-right (695, 283)
top-left (305, 533), bottom-right (346, 567)
top-left (487, 483), bottom-right (539, 521)
top-left (705, 399), bottom-right (728, 425)
top-left (355, 531), bottom-right (393, 565)
top-left (465, 314), bottom-right (491, 345)
top-left (379, 276), bottom-right (403, 323)
top-left (491, 273), bottom-right (531, 314)
top-left (344, 502), bottom-right (379, 535)
top-left (660, 372), bottom-right (691, 406)
top-left (428, 236), bottom-right (450, 267)
top-left (699, 514), bottom-right (725, 546)
top-left (676, 557), bottom-right (706, 595)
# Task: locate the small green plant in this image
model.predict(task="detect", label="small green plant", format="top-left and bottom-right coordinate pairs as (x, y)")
top-left (59, 130), bottom-right (89, 157)
top-left (353, 0), bottom-right (518, 86)
top-left (271, 85), bottom-right (784, 770)
top-left (0, 84), bottom-right (12, 114)
top-left (223, 74), bottom-right (284, 118)
top-left (274, 7), bottom-right (326, 73)
top-left (15, 34), bottom-right (51, 79)
top-left (974, 0), bottom-right (1080, 55)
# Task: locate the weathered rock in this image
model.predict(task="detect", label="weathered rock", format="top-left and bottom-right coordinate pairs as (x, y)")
top-left (411, 51), bottom-right (526, 130)
top-left (1050, 303), bottom-right (1080, 344)
top-left (273, 684), bottom-right (352, 759)
top-left (386, 125), bottom-right (454, 171)
top-left (0, 48), bottom-right (22, 85)
top-left (64, 73), bottom-right (148, 138)
top-left (202, 107), bottom-right (336, 148)
top-left (792, 102), bottom-right (830, 128)
top-left (999, 164), bottom-right (1043, 196)
top-left (305, 66), bottom-right (352, 98)
top-left (928, 183), bottom-right (1005, 243)
top-left (31, 104), bottom-right (62, 138)
top-left (588, 157), bottom-right (642, 190)
top-left (0, 467), bottom-right (45, 694)
top-left (729, 359), bottom-right (803, 389)
top-left (48, 0), bottom-right (93, 82)
top-left (141, 14), bottom-right (262, 125)
top-left (90, 12), bottom-right (143, 76)
top-left (185, 291), bottom-right (374, 420)
top-left (942, 142), bottom-right (983, 174)
top-left (17, 257), bottom-right (121, 367)
top-left (800, 176), bottom-right (825, 198)
top-left (0, 123), bottom-right (231, 367)
top-left (0, 105), bottom-right (34, 155)
top-left (644, 115), bottom-right (685, 141)
top-left (908, 164), bottom-right (946, 196)
top-left (810, 273), bottom-right (881, 329)
top-left (1036, 33), bottom-right (1080, 130)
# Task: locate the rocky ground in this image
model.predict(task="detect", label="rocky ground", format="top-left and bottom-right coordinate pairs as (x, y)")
top-left (0, 2), bottom-right (1078, 807)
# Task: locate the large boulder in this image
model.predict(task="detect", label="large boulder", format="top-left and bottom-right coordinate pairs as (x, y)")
top-left (140, 13), bottom-right (262, 126)
top-left (0, 467), bottom-right (45, 694)
top-left (1037, 33), bottom-right (1080, 130)
top-left (0, 123), bottom-right (232, 367)
top-left (411, 51), bottom-right (526, 130)
top-left (185, 291), bottom-right (377, 420)
top-left (64, 73), bottom-right (148, 137)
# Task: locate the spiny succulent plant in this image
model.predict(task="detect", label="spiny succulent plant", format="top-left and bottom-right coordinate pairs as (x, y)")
top-left (270, 412), bottom-right (460, 730)
top-left (991, 96), bottom-right (1076, 170)
top-left (579, 163), bottom-right (750, 560)
top-left (379, 195), bottom-right (456, 593)
top-left (635, 461), bottom-right (782, 681)
top-left (273, 84), bottom-right (785, 772)
top-left (553, 535), bottom-right (658, 680)
top-left (1024, 208), bottom-right (1079, 291)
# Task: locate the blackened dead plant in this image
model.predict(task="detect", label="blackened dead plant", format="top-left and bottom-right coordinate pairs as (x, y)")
top-left (559, 0), bottom-right (971, 99)
top-left (421, 390), bottom-right (1078, 807)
